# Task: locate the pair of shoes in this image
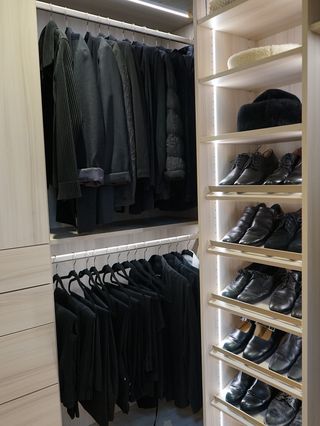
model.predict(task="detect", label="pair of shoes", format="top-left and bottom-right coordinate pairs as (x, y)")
top-left (219, 150), bottom-right (278, 185)
top-left (264, 148), bottom-right (302, 185)
top-left (223, 322), bottom-right (282, 364)
top-left (265, 392), bottom-right (301, 425)
top-left (222, 203), bottom-right (283, 246)
top-left (264, 209), bottom-right (301, 250)
top-left (269, 333), bottom-right (302, 377)
top-left (269, 271), bottom-right (301, 315)
top-left (226, 373), bottom-right (273, 414)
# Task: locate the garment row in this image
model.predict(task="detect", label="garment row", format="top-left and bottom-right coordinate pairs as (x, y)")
top-left (54, 250), bottom-right (202, 426)
top-left (39, 21), bottom-right (197, 232)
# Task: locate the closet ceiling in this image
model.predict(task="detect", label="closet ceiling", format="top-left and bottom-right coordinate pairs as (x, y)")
top-left (42, 0), bottom-right (193, 32)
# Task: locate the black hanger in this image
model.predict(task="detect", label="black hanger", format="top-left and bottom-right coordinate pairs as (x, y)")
top-left (53, 273), bottom-right (68, 291)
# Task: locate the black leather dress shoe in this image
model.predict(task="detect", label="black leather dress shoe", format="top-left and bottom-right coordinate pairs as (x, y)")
top-left (288, 226), bottom-right (302, 253)
top-left (288, 353), bottom-right (302, 382)
top-left (291, 407), bottom-right (302, 425)
top-left (222, 205), bottom-right (262, 243)
top-left (291, 293), bottom-right (302, 319)
top-left (243, 324), bottom-right (281, 363)
top-left (265, 393), bottom-right (301, 425)
top-left (225, 372), bottom-right (255, 405)
top-left (240, 380), bottom-right (273, 414)
top-left (269, 334), bottom-right (302, 374)
top-left (223, 320), bottom-right (256, 354)
top-left (269, 271), bottom-right (301, 314)
top-left (239, 204), bottom-right (283, 246)
top-left (284, 160), bottom-right (302, 184)
top-left (220, 153), bottom-right (250, 185)
top-left (221, 269), bottom-right (253, 299)
top-left (237, 269), bottom-right (282, 304)
top-left (264, 153), bottom-right (300, 185)
top-left (264, 210), bottom-right (301, 250)
top-left (235, 150), bottom-right (279, 185)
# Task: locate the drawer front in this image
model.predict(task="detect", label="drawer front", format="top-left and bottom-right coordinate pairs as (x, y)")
top-left (0, 284), bottom-right (55, 337)
top-left (0, 245), bottom-right (51, 293)
top-left (0, 324), bottom-right (58, 404)
top-left (0, 385), bottom-right (62, 426)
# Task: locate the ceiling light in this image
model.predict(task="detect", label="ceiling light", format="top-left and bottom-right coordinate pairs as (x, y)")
top-left (125, 0), bottom-right (190, 18)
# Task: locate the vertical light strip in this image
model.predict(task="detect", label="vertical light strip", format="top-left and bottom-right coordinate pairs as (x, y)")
top-left (125, 0), bottom-right (190, 18)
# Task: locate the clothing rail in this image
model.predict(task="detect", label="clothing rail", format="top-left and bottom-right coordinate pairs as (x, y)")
top-left (36, 1), bottom-right (194, 45)
top-left (51, 233), bottom-right (199, 264)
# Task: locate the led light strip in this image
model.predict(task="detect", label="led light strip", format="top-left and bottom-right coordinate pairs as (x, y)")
top-left (125, 0), bottom-right (190, 18)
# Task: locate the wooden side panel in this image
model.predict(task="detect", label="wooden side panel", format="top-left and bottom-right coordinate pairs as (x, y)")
top-left (0, 245), bottom-right (52, 294)
top-left (0, 324), bottom-right (58, 404)
top-left (0, 385), bottom-right (62, 426)
top-left (0, 0), bottom-right (49, 250)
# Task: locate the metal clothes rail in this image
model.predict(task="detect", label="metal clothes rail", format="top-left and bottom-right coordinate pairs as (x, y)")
top-left (51, 233), bottom-right (199, 264)
top-left (36, 1), bottom-right (194, 45)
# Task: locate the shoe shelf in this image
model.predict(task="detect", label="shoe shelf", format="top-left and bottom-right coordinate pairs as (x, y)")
top-left (209, 294), bottom-right (302, 336)
top-left (211, 388), bottom-right (266, 426)
top-left (200, 123), bottom-right (302, 145)
top-left (206, 185), bottom-right (302, 202)
top-left (199, 47), bottom-right (302, 91)
top-left (210, 345), bottom-right (302, 399)
top-left (208, 241), bottom-right (302, 271)
top-left (310, 20), bottom-right (320, 34)
top-left (198, 0), bottom-right (301, 40)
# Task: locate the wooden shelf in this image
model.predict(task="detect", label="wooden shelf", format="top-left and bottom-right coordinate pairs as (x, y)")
top-left (209, 294), bottom-right (302, 336)
top-left (207, 185), bottom-right (302, 202)
top-left (210, 345), bottom-right (302, 399)
top-left (198, 0), bottom-right (302, 40)
top-left (201, 123), bottom-right (302, 145)
top-left (212, 389), bottom-right (266, 426)
top-left (208, 241), bottom-right (302, 271)
top-left (199, 47), bottom-right (302, 90)
top-left (310, 20), bottom-right (320, 34)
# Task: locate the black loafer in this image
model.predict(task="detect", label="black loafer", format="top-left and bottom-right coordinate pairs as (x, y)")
top-left (239, 204), bottom-right (283, 246)
top-left (221, 269), bottom-right (253, 299)
top-left (235, 150), bottom-right (279, 185)
top-left (288, 354), bottom-right (302, 382)
top-left (225, 372), bottom-right (255, 405)
top-left (222, 205), bottom-right (262, 243)
top-left (288, 226), bottom-right (302, 253)
top-left (264, 152), bottom-right (300, 185)
top-left (243, 324), bottom-right (281, 364)
top-left (291, 293), bottom-right (302, 319)
top-left (223, 320), bottom-right (256, 354)
top-left (284, 160), bottom-right (302, 185)
top-left (240, 380), bottom-right (273, 414)
top-left (237, 268), bottom-right (283, 304)
top-left (264, 209), bottom-right (301, 250)
top-left (265, 393), bottom-right (301, 425)
top-left (269, 271), bottom-right (301, 314)
top-left (220, 153), bottom-right (250, 185)
top-left (291, 407), bottom-right (302, 425)
top-left (269, 334), bottom-right (302, 374)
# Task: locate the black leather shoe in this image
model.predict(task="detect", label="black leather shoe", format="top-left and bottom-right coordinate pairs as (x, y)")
top-left (239, 204), bottom-right (283, 246)
top-left (243, 324), bottom-right (282, 363)
top-left (269, 334), bottom-right (302, 374)
top-left (223, 320), bottom-right (256, 354)
top-left (291, 293), bottom-right (302, 319)
top-left (269, 271), bottom-right (301, 314)
top-left (225, 372), bottom-right (255, 405)
top-left (220, 153), bottom-right (250, 185)
top-left (288, 353), bottom-right (302, 382)
top-left (235, 150), bottom-right (279, 185)
top-left (221, 269), bottom-right (253, 299)
top-left (264, 209), bottom-right (301, 250)
top-left (264, 153), bottom-right (300, 185)
top-left (222, 205), bottom-right (262, 243)
top-left (265, 393), bottom-right (301, 425)
top-left (237, 268), bottom-right (284, 304)
top-left (240, 380), bottom-right (273, 414)
top-left (284, 160), bottom-right (302, 184)
top-left (291, 407), bottom-right (302, 425)
top-left (288, 226), bottom-right (302, 253)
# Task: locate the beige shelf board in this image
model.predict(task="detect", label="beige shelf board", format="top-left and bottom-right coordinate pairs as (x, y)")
top-left (208, 240), bottom-right (302, 271)
top-left (209, 294), bottom-right (302, 336)
top-left (201, 124), bottom-right (302, 145)
top-left (199, 48), bottom-right (302, 90)
top-left (310, 20), bottom-right (320, 35)
top-left (206, 185), bottom-right (302, 202)
top-left (198, 0), bottom-right (301, 40)
top-left (210, 345), bottom-right (302, 399)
